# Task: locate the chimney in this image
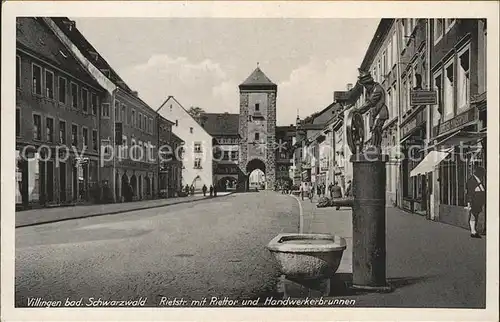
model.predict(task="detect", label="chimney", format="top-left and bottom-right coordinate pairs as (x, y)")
top-left (132, 91), bottom-right (138, 97)
top-left (346, 83), bottom-right (353, 91)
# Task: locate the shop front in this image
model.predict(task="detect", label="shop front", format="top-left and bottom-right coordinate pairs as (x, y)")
top-left (411, 105), bottom-right (486, 230)
top-left (399, 107), bottom-right (427, 216)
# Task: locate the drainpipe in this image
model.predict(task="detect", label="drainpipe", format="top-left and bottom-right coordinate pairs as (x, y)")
top-left (395, 19), bottom-right (403, 208)
top-left (425, 19), bottom-right (433, 220)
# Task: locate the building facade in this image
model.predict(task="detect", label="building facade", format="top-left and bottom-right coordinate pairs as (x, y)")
top-left (238, 67), bottom-right (278, 190)
top-left (48, 17), bottom-right (159, 203)
top-left (197, 113), bottom-right (240, 191)
top-left (157, 114), bottom-right (177, 198)
top-left (157, 96), bottom-right (213, 192)
top-left (275, 125), bottom-right (296, 189)
top-left (424, 18), bottom-right (487, 229)
top-left (16, 17), bottom-right (105, 209)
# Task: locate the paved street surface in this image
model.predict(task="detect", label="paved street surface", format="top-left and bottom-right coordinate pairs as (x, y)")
top-left (15, 191), bottom-right (298, 307)
top-left (15, 193), bottom-right (226, 228)
top-left (300, 197), bottom-right (486, 308)
top-left (15, 191), bottom-right (486, 308)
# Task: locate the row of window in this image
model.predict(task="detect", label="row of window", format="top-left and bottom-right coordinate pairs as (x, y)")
top-left (19, 110), bottom-right (98, 150)
top-left (103, 100), bottom-right (155, 135)
top-left (107, 138), bottom-right (156, 163)
top-left (18, 56), bottom-right (99, 115)
top-left (434, 19), bottom-right (456, 45)
top-left (432, 44), bottom-right (471, 126)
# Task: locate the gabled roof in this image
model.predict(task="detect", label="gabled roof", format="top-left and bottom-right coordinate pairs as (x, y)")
top-left (16, 17), bottom-right (101, 90)
top-left (50, 17), bottom-right (133, 93)
top-left (172, 133), bottom-right (184, 143)
top-left (198, 113), bottom-right (239, 136)
top-left (157, 95), bottom-right (213, 138)
top-left (239, 67), bottom-right (277, 89)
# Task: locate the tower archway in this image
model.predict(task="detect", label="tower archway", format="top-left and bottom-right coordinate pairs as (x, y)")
top-left (245, 158), bottom-right (266, 191)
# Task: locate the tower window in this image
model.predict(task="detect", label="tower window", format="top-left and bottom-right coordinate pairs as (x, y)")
top-left (190, 127), bottom-right (193, 133)
top-left (255, 103), bottom-right (260, 111)
top-left (254, 133), bottom-right (260, 141)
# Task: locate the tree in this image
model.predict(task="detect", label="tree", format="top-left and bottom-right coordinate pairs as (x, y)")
top-left (187, 106), bottom-right (205, 118)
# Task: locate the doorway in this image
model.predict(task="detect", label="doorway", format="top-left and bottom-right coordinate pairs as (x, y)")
top-left (47, 160), bottom-right (54, 202)
top-left (59, 162), bottom-right (66, 203)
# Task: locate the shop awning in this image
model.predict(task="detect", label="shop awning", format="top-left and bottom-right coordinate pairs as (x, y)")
top-left (410, 149), bottom-right (452, 177)
top-left (426, 130), bottom-right (486, 151)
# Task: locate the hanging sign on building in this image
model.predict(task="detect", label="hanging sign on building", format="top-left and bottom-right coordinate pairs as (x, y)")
top-left (401, 107), bottom-right (426, 139)
top-left (410, 90), bottom-right (438, 106)
top-left (115, 122), bottom-right (123, 145)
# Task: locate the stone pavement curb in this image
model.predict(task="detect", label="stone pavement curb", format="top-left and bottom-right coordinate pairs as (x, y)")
top-left (16, 192), bottom-right (236, 228)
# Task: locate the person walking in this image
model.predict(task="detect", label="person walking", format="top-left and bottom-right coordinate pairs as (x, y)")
top-left (465, 166), bottom-right (486, 238)
top-left (329, 182), bottom-right (334, 198)
top-left (300, 183), bottom-right (305, 201)
top-left (332, 181), bottom-right (343, 210)
top-left (209, 185), bottom-right (214, 197)
top-left (213, 185), bottom-right (218, 197)
top-left (345, 180), bottom-right (352, 197)
top-left (202, 184), bottom-right (207, 197)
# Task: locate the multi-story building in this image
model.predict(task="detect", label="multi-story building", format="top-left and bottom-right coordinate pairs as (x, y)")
top-left (420, 19), bottom-right (487, 229)
top-left (396, 18), bottom-right (431, 214)
top-left (15, 17), bottom-right (105, 209)
top-left (157, 114), bottom-right (177, 198)
top-left (157, 96), bottom-right (213, 192)
top-left (197, 112), bottom-right (240, 191)
top-left (275, 125), bottom-right (296, 188)
top-left (337, 19), bottom-right (400, 206)
top-left (48, 17), bottom-right (159, 203)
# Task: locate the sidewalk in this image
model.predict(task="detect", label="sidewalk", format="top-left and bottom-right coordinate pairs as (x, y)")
top-left (16, 192), bottom-right (233, 228)
top-left (297, 197), bottom-right (487, 308)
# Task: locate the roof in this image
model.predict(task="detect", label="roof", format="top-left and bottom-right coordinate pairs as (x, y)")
top-left (16, 17), bottom-right (101, 90)
top-left (171, 133), bottom-right (184, 143)
top-left (239, 67), bottom-right (277, 89)
top-left (157, 96), bottom-right (213, 138)
top-left (198, 113), bottom-right (240, 136)
top-left (50, 17), bottom-right (134, 93)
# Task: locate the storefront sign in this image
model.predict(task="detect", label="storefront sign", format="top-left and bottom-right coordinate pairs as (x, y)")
top-left (401, 108), bottom-right (426, 139)
top-left (410, 90), bottom-right (437, 106)
top-left (433, 107), bottom-right (477, 137)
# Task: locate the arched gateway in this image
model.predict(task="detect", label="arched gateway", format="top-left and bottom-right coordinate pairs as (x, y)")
top-left (237, 67), bottom-right (277, 191)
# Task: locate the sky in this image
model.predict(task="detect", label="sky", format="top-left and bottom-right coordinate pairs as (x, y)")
top-left (73, 18), bottom-right (379, 126)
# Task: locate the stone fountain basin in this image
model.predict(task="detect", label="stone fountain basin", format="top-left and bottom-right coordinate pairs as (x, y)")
top-left (267, 233), bottom-right (347, 280)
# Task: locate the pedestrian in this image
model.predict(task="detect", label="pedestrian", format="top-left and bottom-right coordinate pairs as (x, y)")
top-left (190, 185), bottom-right (195, 196)
top-left (332, 181), bottom-right (342, 210)
top-left (185, 184), bottom-right (190, 196)
top-left (316, 184), bottom-right (322, 199)
top-left (209, 185), bottom-right (214, 197)
top-left (300, 183), bottom-right (305, 201)
top-left (213, 185), bottom-right (218, 197)
top-left (465, 166), bottom-right (486, 238)
top-left (345, 180), bottom-right (352, 197)
top-left (202, 184), bottom-right (207, 197)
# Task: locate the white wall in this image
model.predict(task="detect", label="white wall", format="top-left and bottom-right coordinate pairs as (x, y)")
top-left (157, 97), bottom-right (213, 190)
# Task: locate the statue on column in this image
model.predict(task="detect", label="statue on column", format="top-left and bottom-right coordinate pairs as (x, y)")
top-left (354, 69), bottom-right (389, 153)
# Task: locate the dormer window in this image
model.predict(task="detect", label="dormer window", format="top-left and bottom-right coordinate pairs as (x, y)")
top-left (190, 127), bottom-right (193, 133)
top-left (255, 103), bottom-right (260, 111)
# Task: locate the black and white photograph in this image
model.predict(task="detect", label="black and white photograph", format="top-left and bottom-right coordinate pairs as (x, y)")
top-left (1, 1), bottom-right (499, 321)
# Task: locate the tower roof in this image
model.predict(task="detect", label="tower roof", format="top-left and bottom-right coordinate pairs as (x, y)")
top-left (239, 67), bottom-right (277, 89)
